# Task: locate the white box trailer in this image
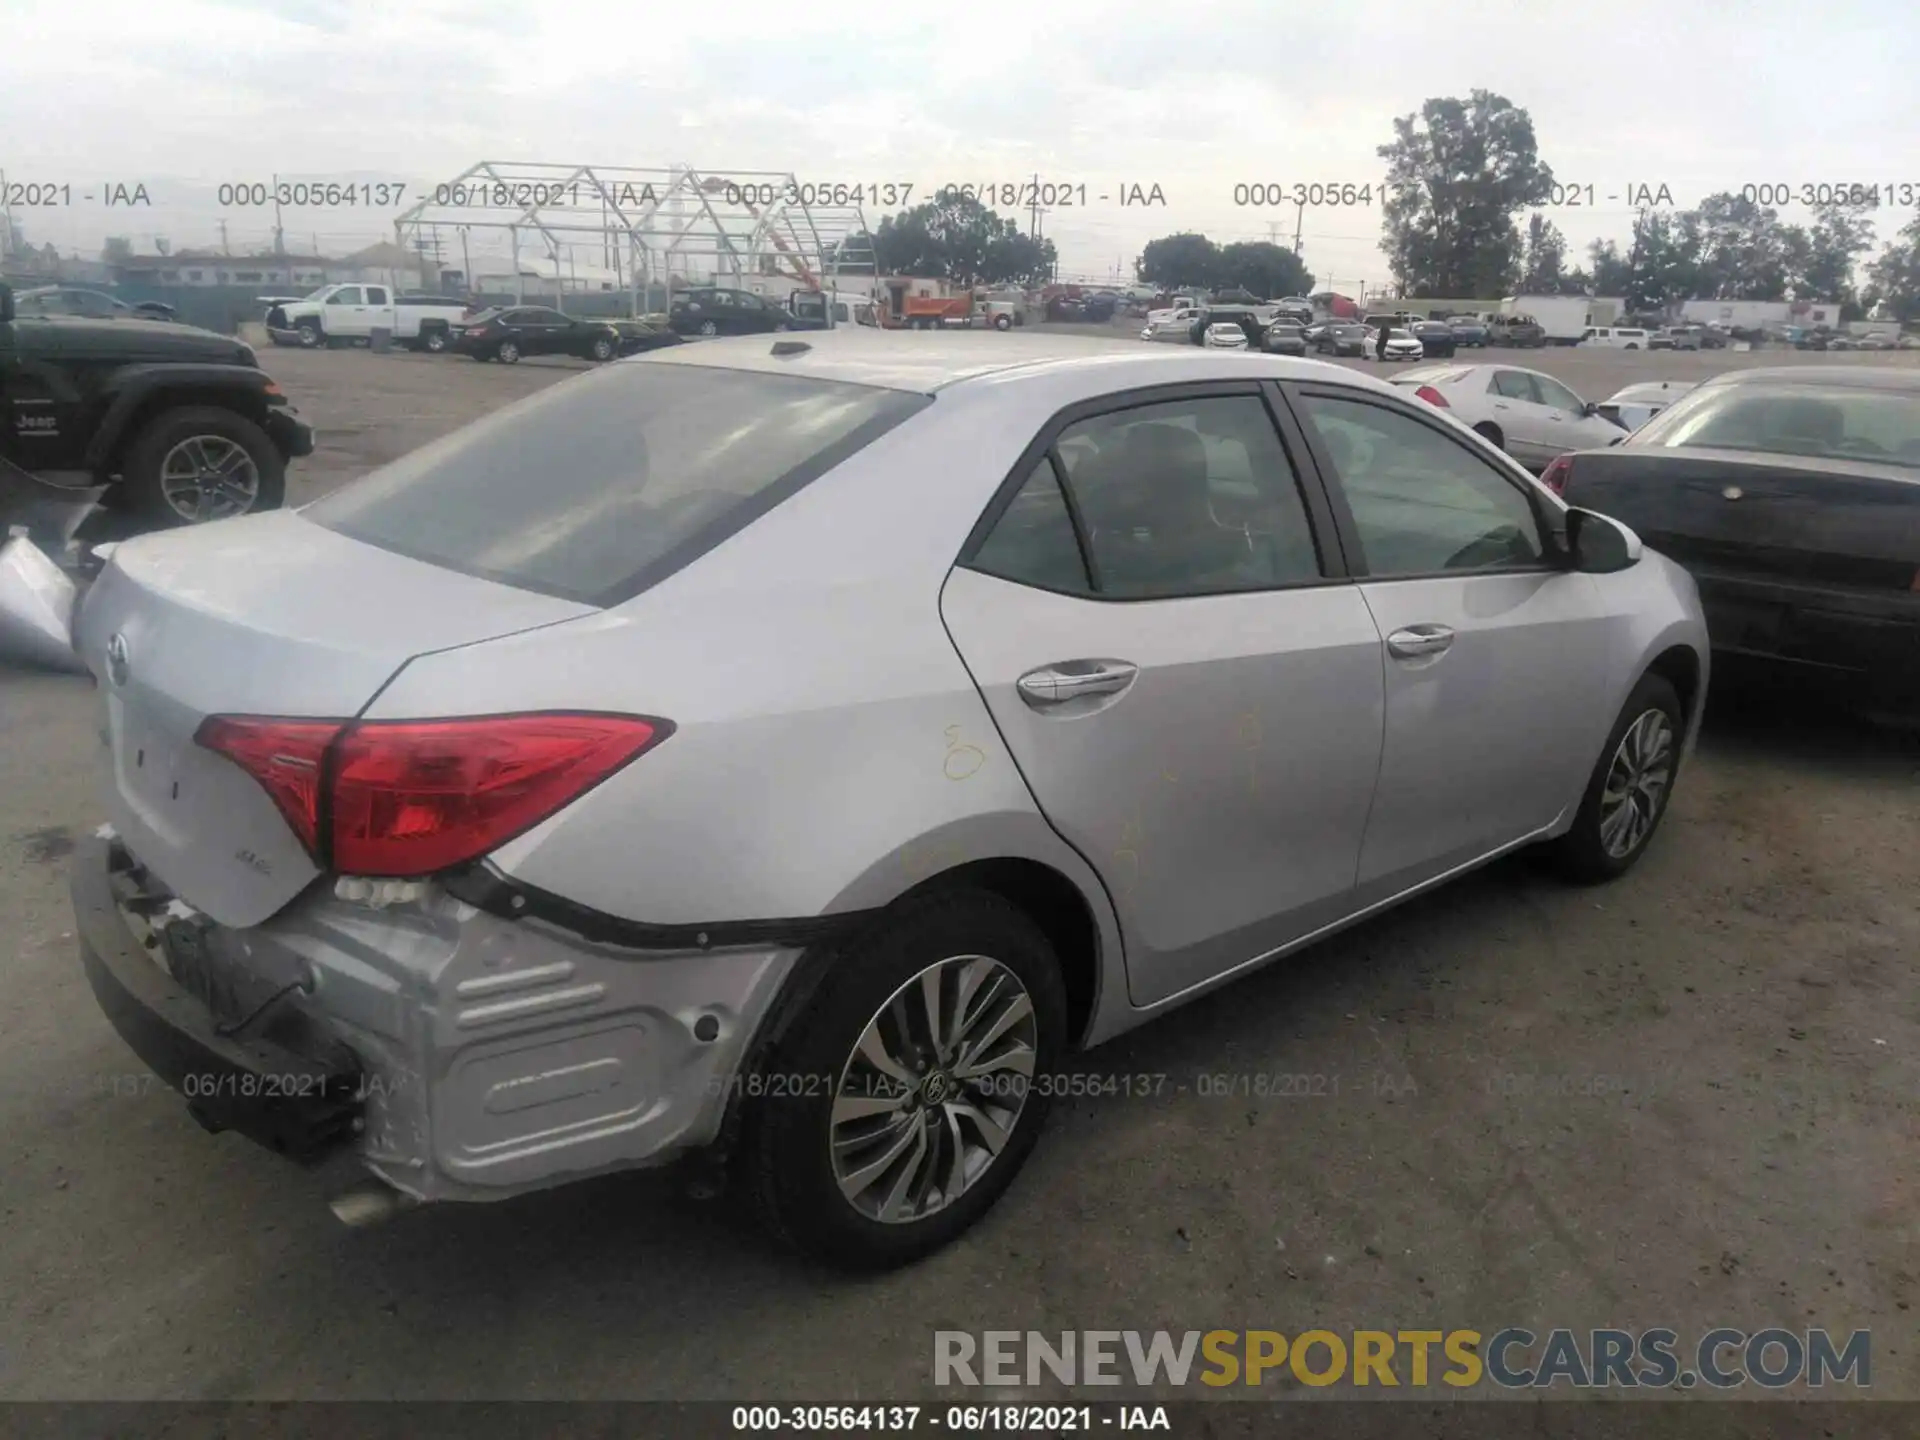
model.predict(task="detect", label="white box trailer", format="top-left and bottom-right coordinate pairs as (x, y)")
top-left (1500, 295), bottom-right (1594, 345)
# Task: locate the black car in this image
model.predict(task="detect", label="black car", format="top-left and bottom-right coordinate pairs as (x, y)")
top-left (1314, 323), bottom-right (1368, 356)
top-left (452, 306), bottom-right (623, 363)
top-left (15, 286), bottom-right (178, 322)
top-left (1448, 317), bottom-right (1490, 347)
top-left (1081, 294), bottom-right (1120, 323)
top-left (1262, 321), bottom-right (1308, 355)
top-left (667, 286), bottom-right (820, 337)
top-left (608, 319), bottom-right (685, 356)
top-left (0, 281), bottom-right (310, 528)
top-left (1409, 320), bottom-right (1457, 358)
top-left (1548, 367), bottom-right (1920, 712)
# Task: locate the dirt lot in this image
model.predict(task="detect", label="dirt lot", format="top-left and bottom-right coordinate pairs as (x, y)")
top-left (1, 335), bottom-right (1917, 1403)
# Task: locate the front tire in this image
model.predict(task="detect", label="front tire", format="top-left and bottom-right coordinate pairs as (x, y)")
top-left (698, 319), bottom-right (719, 337)
top-left (994, 314), bottom-right (1012, 331)
top-left (295, 321), bottom-right (323, 348)
top-left (738, 889), bottom-right (1068, 1270)
top-left (1544, 672), bottom-right (1685, 883)
top-left (120, 406), bottom-right (286, 528)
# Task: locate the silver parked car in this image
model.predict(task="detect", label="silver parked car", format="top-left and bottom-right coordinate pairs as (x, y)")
top-left (69, 334), bottom-right (1709, 1269)
top-left (1390, 362), bottom-right (1629, 471)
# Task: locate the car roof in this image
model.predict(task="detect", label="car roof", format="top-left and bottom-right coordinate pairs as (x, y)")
top-left (627, 328), bottom-right (1407, 396)
top-left (1701, 366), bottom-right (1920, 393)
top-left (1605, 380), bottom-right (1700, 403)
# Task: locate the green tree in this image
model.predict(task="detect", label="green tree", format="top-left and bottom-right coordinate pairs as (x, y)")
top-left (867, 193), bottom-right (1054, 286)
top-left (1217, 240), bottom-right (1313, 299)
top-left (1517, 213), bottom-right (1569, 293)
top-left (1136, 232), bottom-right (1223, 291)
top-left (1622, 210), bottom-right (1704, 311)
top-left (1795, 199), bottom-right (1878, 302)
top-left (1865, 208), bottom-right (1920, 322)
top-left (1693, 192), bottom-right (1801, 300)
top-left (1586, 239), bottom-right (1632, 297)
top-left (1377, 91), bottom-right (1554, 297)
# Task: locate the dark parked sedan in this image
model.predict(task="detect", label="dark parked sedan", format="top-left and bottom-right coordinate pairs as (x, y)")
top-left (1547, 367), bottom-right (1920, 713)
top-left (1447, 318), bottom-right (1490, 347)
top-left (1410, 320), bottom-right (1457, 358)
top-left (452, 306), bottom-right (623, 363)
top-left (1314, 323), bottom-right (1368, 357)
top-left (1262, 321), bottom-right (1308, 355)
top-left (14, 286), bottom-right (178, 322)
top-left (668, 286), bottom-right (815, 336)
top-left (609, 319), bottom-right (685, 356)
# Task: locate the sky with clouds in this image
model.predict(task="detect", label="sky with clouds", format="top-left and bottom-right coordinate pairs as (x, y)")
top-left (5, 0), bottom-right (1915, 293)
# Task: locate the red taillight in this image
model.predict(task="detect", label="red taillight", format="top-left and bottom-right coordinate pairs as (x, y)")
top-left (1540, 454), bottom-right (1573, 496)
top-left (1413, 384), bottom-right (1449, 408)
top-left (196, 712), bottom-right (667, 878)
top-left (195, 717), bottom-right (342, 856)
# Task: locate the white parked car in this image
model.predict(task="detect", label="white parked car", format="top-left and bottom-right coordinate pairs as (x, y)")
top-left (1389, 362), bottom-right (1627, 470)
top-left (1144, 295), bottom-right (1202, 326)
top-left (1594, 380), bottom-right (1700, 433)
top-left (1202, 322), bottom-right (1249, 349)
top-left (1367, 327), bottom-right (1424, 362)
top-left (1578, 326), bottom-right (1653, 351)
top-left (1141, 308), bottom-right (1201, 342)
top-left (267, 284), bottom-right (472, 352)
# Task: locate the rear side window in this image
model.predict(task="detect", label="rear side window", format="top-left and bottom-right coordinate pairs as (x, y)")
top-left (970, 460), bottom-right (1091, 594)
top-left (308, 366), bottom-right (931, 605)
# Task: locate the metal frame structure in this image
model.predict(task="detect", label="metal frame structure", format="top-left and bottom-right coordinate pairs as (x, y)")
top-left (392, 161), bottom-right (877, 314)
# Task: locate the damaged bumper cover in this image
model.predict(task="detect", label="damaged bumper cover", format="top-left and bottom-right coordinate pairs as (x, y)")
top-left (72, 832), bottom-right (809, 1202)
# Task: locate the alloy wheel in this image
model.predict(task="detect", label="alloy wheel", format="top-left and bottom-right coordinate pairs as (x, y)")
top-left (159, 435), bottom-right (261, 522)
top-left (830, 955), bottom-right (1037, 1225)
top-left (1599, 708), bottom-right (1675, 859)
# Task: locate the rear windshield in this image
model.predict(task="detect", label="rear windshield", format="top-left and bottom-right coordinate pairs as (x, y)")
top-left (307, 364), bottom-right (931, 605)
top-left (1629, 382), bottom-right (1920, 470)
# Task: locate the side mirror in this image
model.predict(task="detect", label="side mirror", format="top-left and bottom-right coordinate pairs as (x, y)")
top-left (1563, 507), bottom-right (1641, 573)
top-left (0, 282), bottom-right (12, 323)
top-left (1581, 401), bottom-right (1599, 416)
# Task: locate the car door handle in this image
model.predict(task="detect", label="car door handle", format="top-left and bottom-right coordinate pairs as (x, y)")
top-left (1386, 625), bottom-right (1455, 659)
top-left (1493, 401), bottom-right (1510, 410)
top-left (1016, 661), bottom-right (1139, 706)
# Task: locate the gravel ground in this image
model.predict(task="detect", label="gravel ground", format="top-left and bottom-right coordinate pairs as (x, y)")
top-left (1, 333), bottom-right (1916, 1403)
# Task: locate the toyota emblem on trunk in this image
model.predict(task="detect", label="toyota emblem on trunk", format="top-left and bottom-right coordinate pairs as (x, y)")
top-left (105, 633), bottom-right (131, 687)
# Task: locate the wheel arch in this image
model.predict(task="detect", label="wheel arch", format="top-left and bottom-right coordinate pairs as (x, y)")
top-left (1644, 641), bottom-right (1704, 732)
top-left (88, 377), bottom-right (277, 479)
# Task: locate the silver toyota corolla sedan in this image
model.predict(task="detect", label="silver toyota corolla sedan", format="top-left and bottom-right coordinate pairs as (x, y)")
top-left (69, 332), bottom-right (1709, 1269)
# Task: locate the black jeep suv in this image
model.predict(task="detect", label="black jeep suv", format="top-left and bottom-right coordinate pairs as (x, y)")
top-left (0, 281), bottom-right (312, 528)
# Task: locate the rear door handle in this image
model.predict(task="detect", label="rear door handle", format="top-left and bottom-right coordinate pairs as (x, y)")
top-left (1386, 624), bottom-right (1455, 659)
top-left (1017, 660), bottom-right (1139, 707)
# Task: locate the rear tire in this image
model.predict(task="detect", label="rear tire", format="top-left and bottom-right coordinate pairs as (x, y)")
top-left (423, 328), bottom-right (449, 354)
top-left (737, 889), bottom-right (1067, 1271)
top-left (119, 406), bottom-right (286, 529)
top-left (590, 335), bottom-right (615, 361)
top-left (1472, 421), bottom-right (1504, 449)
top-left (1544, 672), bottom-right (1685, 883)
top-left (496, 339), bottom-right (521, 363)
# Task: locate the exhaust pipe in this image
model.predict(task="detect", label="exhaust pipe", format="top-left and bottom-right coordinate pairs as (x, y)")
top-left (328, 1179), bottom-right (421, 1229)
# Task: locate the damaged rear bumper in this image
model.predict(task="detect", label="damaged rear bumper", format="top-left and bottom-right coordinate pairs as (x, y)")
top-left (73, 835), bottom-right (364, 1160)
top-left (71, 832), bottom-right (804, 1203)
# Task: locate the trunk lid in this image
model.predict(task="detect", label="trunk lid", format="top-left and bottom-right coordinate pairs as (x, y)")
top-left (1562, 447), bottom-right (1920, 591)
top-left (74, 510), bottom-right (596, 927)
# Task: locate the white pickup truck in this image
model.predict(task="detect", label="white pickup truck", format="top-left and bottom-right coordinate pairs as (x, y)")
top-left (265, 285), bottom-right (473, 352)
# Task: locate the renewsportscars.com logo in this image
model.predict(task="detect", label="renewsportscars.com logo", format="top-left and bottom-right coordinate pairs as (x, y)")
top-left (934, 1328), bottom-right (1871, 1391)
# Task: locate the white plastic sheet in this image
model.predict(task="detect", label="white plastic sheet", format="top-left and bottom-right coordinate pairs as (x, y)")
top-left (0, 534), bottom-right (90, 674)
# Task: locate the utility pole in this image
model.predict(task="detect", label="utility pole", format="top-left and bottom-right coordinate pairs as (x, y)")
top-left (1293, 199), bottom-right (1305, 257)
top-left (218, 219), bottom-right (230, 255)
top-left (271, 173), bottom-right (285, 259)
top-left (1027, 171), bottom-right (1047, 241)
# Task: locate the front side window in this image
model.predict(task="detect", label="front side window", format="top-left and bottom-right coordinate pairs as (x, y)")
top-left (979, 395), bottom-right (1324, 600)
top-left (328, 287), bottom-right (362, 305)
top-left (1296, 393), bottom-right (1546, 576)
top-left (1531, 375), bottom-right (1585, 414)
